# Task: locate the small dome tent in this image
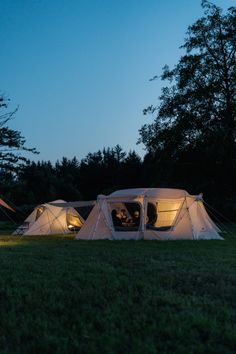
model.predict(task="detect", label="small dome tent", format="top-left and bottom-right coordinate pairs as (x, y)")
top-left (13, 200), bottom-right (84, 235)
top-left (76, 188), bottom-right (223, 240)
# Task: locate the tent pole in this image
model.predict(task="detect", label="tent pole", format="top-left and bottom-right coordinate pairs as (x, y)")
top-left (186, 198), bottom-right (196, 240)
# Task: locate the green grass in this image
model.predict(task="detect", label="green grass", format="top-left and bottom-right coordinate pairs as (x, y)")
top-left (0, 228), bottom-right (236, 354)
top-left (0, 221), bottom-right (16, 235)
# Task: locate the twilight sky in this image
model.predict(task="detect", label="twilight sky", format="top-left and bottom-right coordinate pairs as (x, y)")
top-left (0, 0), bottom-right (235, 162)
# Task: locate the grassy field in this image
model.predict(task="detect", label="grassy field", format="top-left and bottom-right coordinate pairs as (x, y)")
top-left (0, 227), bottom-right (236, 353)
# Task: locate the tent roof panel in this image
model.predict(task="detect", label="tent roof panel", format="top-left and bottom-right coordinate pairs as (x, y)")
top-left (108, 188), bottom-right (190, 199)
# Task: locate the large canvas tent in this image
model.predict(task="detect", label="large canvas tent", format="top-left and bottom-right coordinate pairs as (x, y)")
top-left (14, 200), bottom-right (84, 235)
top-left (76, 188), bottom-right (223, 240)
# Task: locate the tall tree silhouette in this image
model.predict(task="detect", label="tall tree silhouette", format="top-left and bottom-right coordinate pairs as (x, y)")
top-left (0, 95), bottom-right (39, 170)
top-left (139, 1), bottom-right (236, 176)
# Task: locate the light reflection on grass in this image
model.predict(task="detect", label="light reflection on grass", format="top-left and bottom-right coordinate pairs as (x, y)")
top-left (0, 236), bottom-right (29, 247)
top-left (0, 234), bottom-right (74, 246)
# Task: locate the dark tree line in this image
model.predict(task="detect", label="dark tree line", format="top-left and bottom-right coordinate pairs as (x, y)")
top-left (0, 145), bottom-right (143, 208)
top-left (1, 140), bottom-right (234, 220)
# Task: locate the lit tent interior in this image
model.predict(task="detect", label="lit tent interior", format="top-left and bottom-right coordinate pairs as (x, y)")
top-left (13, 200), bottom-right (84, 235)
top-left (76, 188), bottom-right (223, 241)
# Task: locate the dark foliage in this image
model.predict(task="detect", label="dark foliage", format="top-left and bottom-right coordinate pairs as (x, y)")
top-left (139, 1), bottom-right (236, 204)
top-left (0, 95), bottom-right (39, 171)
top-left (0, 146), bottom-right (144, 222)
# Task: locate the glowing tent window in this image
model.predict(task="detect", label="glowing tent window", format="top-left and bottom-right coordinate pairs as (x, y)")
top-left (66, 209), bottom-right (83, 231)
top-left (156, 201), bottom-right (181, 228)
top-left (109, 202), bottom-right (141, 231)
top-left (35, 206), bottom-right (45, 221)
top-left (146, 201), bottom-right (181, 230)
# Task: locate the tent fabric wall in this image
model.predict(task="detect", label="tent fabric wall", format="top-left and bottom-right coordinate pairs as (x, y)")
top-left (77, 201), bottom-right (113, 240)
top-left (13, 200), bottom-right (84, 236)
top-left (76, 188), bottom-right (223, 241)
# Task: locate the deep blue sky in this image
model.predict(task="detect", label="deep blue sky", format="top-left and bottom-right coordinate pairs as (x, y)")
top-left (0, 0), bottom-right (235, 162)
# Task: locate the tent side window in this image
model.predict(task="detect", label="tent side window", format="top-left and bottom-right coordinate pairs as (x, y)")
top-left (35, 206), bottom-right (45, 221)
top-left (66, 208), bottom-right (83, 231)
top-left (109, 202), bottom-right (141, 231)
top-left (146, 201), bottom-right (181, 230)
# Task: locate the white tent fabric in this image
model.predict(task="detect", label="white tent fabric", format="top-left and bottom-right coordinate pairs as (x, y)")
top-left (76, 188), bottom-right (223, 241)
top-left (13, 200), bottom-right (84, 235)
